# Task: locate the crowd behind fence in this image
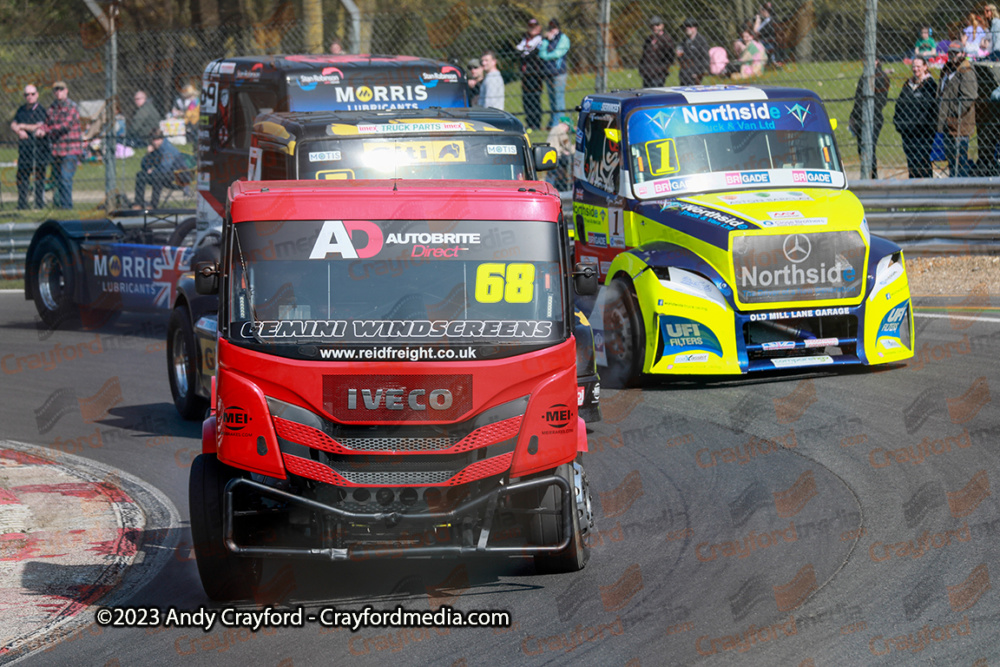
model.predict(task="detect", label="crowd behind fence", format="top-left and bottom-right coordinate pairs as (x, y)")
top-left (4, 0), bottom-right (1000, 211)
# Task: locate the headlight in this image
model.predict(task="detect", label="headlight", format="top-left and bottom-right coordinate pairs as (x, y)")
top-left (868, 252), bottom-right (904, 301)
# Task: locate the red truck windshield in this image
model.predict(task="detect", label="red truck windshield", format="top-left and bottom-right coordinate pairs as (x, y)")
top-left (227, 219), bottom-right (566, 360)
top-left (299, 135), bottom-right (528, 181)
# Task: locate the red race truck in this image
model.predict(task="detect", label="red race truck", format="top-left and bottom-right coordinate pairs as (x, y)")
top-left (190, 179), bottom-right (597, 600)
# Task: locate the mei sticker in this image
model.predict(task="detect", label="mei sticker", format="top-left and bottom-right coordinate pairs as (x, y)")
top-left (309, 151), bottom-right (342, 162)
top-left (219, 62), bottom-right (236, 75)
top-left (487, 145), bottom-right (517, 155)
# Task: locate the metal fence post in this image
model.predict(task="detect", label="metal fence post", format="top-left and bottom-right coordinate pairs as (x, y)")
top-left (105, 6), bottom-right (118, 205)
top-left (860, 0), bottom-right (877, 180)
top-left (84, 0), bottom-right (118, 206)
top-left (596, 0), bottom-right (611, 93)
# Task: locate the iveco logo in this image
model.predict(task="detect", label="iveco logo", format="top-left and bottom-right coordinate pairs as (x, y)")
top-left (782, 234), bottom-right (811, 263)
top-left (347, 388), bottom-right (453, 411)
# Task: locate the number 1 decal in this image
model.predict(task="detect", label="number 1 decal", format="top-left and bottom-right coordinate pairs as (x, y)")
top-left (475, 263), bottom-right (535, 303)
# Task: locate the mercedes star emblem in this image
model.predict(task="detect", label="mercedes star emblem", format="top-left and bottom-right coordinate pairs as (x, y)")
top-left (782, 234), bottom-right (811, 263)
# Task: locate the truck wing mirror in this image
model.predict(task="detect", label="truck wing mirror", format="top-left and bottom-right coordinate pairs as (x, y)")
top-left (195, 262), bottom-right (220, 295)
top-left (534, 144), bottom-right (558, 172)
top-left (572, 263), bottom-right (598, 295)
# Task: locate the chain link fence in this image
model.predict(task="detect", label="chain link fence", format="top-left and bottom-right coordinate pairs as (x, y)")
top-left (3, 0), bottom-right (1000, 212)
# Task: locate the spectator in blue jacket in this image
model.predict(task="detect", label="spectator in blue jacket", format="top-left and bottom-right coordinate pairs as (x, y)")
top-left (539, 18), bottom-right (571, 128)
top-left (134, 129), bottom-right (184, 208)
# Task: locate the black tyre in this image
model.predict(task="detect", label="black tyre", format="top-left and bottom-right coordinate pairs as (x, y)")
top-left (167, 306), bottom-right (208, 420)
top-left (30, 235), bottom-right (78, 329)
top-left (168, 217), bottom-right (197, 247)
top-left (602, 276), bottom-right (645, 388)
top-left (531, 461), bottom-right (593, 574)
top-left (189, 453), bottom-right (263, 601)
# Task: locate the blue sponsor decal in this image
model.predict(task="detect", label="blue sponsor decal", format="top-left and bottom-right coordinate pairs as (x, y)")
top-left (656, 315), bottom-right (724, 360)
top-left (878, 300), bottom-right (909, 338)
top-left (88, 244), bottom-right (193, 311)
top-left (629, 99), bottom-right (830, 142)
top-left (658, 201), bottom-right (751, 231)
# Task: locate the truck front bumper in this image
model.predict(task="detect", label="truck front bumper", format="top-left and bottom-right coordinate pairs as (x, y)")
top-left (223, 474), bottom-right (572, 560)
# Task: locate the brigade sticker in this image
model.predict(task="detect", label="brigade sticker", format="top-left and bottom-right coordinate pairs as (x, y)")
top-left (219, 62), bottom-right (236, 74)
top-left (309, 150), bottom-right (342, 162)
top-left (487, 144), bottom-right (517, 155)
top-left (718, 191), bottom-right (813, 204)
top-left (588, 232), bottom-right (608, 248)
top-left (792, 169), bottom-right (834, 185)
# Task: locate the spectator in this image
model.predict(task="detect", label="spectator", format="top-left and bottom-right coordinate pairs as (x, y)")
top-left (10, 84), bottom-right (48, 209)
top-left (171, 84), bottom-right (199, 145)
top-left (937, 42), bottom-right (978, 177)
top-left (964, 12), bottom-right (988, 58)
top-left (709, 46), bottom-right (729, 76)
top-left (134, 128), bottom-right (184, 208)
top-left (466, 58), bottom-right (483, 106)
top-left (128, 90), bottom-right (160, 148)
top-left (914, 27), bottom-right (937, 59)
top-left (893, 57), bottom-right (938, 179)
top-left (545, 115), bottom-right (575, 191)
top-left (638, 15), bottom-right (675, 87)
top-left (677, 18), bottom-right (710, 86)
top-left (329, 40), bottom-right (344, 55)
top-left (729, 29), bottom-right (768, 79)
top-left (515, 18), bottom-right (544, 130)
top-left (986, 5), bottom-right (1000, 59)
top-left (848, 58), bottom-right (890, 179)
top-left (35, 81), bottom-right (83, 210)
top-left (754, 3), bottom-right (779, 64)
top-left (539, 18), bottom-right (571, 128)
top-left (478, 51), bottom-right (505, 110)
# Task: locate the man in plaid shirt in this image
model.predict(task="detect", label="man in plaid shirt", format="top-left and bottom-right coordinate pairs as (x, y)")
top-left (35, 81), bottom-right (83, 209)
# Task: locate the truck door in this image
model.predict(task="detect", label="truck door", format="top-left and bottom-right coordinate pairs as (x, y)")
top-left (574, 112), bottom-right (624, 280)
top-left (198, 77), bottom-right (278, 236)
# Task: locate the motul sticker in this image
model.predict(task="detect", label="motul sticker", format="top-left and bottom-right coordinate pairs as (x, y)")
top-left (487, 145), bottom-right (517, 155)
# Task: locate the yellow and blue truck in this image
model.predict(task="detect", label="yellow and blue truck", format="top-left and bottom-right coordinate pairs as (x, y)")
top-left (572, 86), bottom-right (914, 385)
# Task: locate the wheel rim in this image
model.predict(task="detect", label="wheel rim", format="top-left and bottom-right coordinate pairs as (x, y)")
top-left (606, 289), bottom-right (637, 371)
top-left (38, 252), bottom-right (64, 311)
top-left (572, 461), bottom-right (594, 536)
top-left (171, 328), bottom-right (190, 397)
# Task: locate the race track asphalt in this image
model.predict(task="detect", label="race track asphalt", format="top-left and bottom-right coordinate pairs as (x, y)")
top-left (0, 290), bottom-right (997, 665)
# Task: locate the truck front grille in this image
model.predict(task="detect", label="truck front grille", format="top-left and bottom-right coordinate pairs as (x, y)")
top-left (281, 451), bottom-right (515, 487)
top-left (731, 231), bottom-right (867, 304)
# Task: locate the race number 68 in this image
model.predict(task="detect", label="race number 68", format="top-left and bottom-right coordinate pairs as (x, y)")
top-left (475, 263), bottom-right (535, 303)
